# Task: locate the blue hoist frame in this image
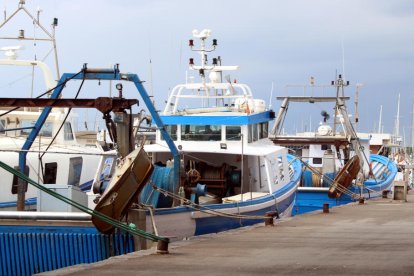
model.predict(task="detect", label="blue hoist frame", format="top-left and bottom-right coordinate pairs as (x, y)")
top-left (19, 64), bottom-right (180, 207)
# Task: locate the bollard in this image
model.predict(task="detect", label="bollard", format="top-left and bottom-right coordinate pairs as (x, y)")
top-left (264, 211), bottom-right (278, 227)
top-left (323, 203), bottom-right (329, 213)
top-left (382, 190), bottom-right (389, 199)
top-left (157, 239), bottom-right (169, 254)
top-left (359, 198), bottom-right (365, 205)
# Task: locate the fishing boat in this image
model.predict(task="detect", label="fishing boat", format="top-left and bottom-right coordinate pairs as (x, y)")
top-left (91, 29), bottom-right (302, 239)
top-left (269, 77), bottom-right (398, 214)
top-left (0, 2), bottom-right (109, 210)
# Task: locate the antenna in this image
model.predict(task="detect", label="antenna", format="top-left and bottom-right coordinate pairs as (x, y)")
top-left (341, 36), bottom-right (346, 81)
top-left (268, 82), bottom-right (274, 109)
top-left (395, 93), bottom-right (401, 138)
top-left (411, 98), bottom-right (414, 155)
top-left (354, 83), bottom-right (363, 129)
top-left (378, 105), bottom-right (383, 134)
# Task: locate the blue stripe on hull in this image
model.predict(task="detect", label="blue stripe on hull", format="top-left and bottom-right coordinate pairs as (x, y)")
top-left (194, 191), bottom-right (295, 235)
top-left (295, 154), bottom-right (398, 215)
top-left (151, 154), bottom-right (302, 237)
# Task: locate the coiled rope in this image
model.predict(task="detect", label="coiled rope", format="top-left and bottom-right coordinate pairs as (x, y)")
top-left (293, 156), bottom-right (361, 199)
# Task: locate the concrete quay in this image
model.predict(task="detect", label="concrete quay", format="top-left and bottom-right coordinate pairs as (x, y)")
top-left (41, 191), bottom-right (414, 276)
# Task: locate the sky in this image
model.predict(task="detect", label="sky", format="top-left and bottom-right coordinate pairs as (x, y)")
top-left (0, 0), bottom-right (413, 145)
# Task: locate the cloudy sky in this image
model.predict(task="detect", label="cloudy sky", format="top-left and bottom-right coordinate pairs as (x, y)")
top-left (0, 0), bottom-right (413, 144)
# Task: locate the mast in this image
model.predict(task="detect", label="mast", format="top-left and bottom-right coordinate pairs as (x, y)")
top-left (411, 98), bottom-right (414, 157)
top-left (395, 93), bottom-right (401, 144)
top-left (378, 105), bottom-right (383, 134)
top-left (354, 84), bottom-right (363, 130)
top-left (0, 1), bottom-right (60, 210)
top-left (0, 1), bottom-right (60, 80)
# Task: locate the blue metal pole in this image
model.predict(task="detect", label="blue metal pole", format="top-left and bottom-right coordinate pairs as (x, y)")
top-left (127, 74), bottom-right (181, 194)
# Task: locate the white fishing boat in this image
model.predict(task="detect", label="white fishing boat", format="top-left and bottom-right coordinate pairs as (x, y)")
top-left (269, 77), bottom-right (397, 214)
top-left (95, 29), bottom-right (302, 239)
top-left (0, 2), bottom-right (109, 210)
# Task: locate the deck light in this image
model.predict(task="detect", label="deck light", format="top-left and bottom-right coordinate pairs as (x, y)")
top-left (212, 58), bottom-right (217, 65)
top-left (18, 29), bottom-right (24, 39)
top-left (189, 58), bottom-right (194, 65)
top-left (189, 39), bottom-right (194, 47)
top-left (53, 18), bottom-right (58, 27)
top-left (212, 39), bottom-right (217, 46)
top-left (220, 143), bottom-right (227, 150)
top-left (116, 83), bottom-right (123, 98)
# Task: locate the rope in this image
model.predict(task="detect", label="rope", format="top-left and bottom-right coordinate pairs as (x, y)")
top-left (0, 149), bottom-right (114, 156)
top-left (0, 69), bottom-right (84, 117)
top-left (0, 160), bottom-right (168, 243)
top-left (148, 181), bottom-right (271, 220)
top-left (294, 156), bottom-right (361, 199)
top-left (40, 74), bottom-right (86, 159)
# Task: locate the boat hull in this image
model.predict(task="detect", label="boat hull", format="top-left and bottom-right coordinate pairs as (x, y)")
top-left (143, 155), bottom-right (301, 240)
top-left (294, 154), bottom-right (398, 215)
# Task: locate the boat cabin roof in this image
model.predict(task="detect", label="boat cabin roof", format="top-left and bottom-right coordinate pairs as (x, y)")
top-left (160, 110), bottom-right (274, 126)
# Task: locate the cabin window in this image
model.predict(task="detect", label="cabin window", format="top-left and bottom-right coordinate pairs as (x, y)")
top-left (248, 124), bottom-right (259, 143)
top-left (21, 120), bottom-right (53, 137)
top-left (43, 162), bottom-right (58, 184)
top-left (253, 124), bottom-right (258, 141)
top-left (321, 144), bottom-right (329, 150)
top-left (313, 158), bottom-right (322, 164)
top-left (64, 122), bottom-right (74, 140)
top-left (278, 157), bottom-right (284, 181)
top-left (12, 165), bottom-right (29, 194)
top-left (259, 122), bottom-right (268, 139)
top-left (226, 126), bottom-right (241, 141)
top-left (181, 125), bottom-right (221, 141)
top-left (161, 125), bottom-right (177, 141)
top-left (0, 119), bottom-right (5, 134)
top-left (68, 157), bottom-right (83, 187)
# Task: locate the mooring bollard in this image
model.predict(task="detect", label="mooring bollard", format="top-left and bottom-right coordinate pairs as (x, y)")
top-left (264, 211), bottom-right (279, 226)
top-left (157, 239), bottom-right (169, 254)
top-left (382, 190), bottom-right (389, 199)
top-left (359, 198), bottom-right (365, 205)
top-left (323, 203), bottom-right (329, 213)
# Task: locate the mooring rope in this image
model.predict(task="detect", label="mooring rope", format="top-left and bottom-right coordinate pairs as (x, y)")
top-left (148, 181), bottom-right (272, 220)
top-left (293, 156), bottom-right (361, 199)
top-left (0, 160), bottom-right (168, 243)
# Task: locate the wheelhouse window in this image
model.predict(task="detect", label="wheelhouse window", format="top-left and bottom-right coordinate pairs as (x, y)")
top-left (313, 158), bottom-right (322, 164)
top-left (43, 162), bottom-right (58, 184)
top-left (181, 125), bottom-right (221, 141)
top-left (0, 119), bottom-right (5, 134)
top-left (226, 126), bottom-right (241, 141)
top-left (259, 122), bottom-right (268, 139)
top-left (248, 124), bottom-right (258, 143)
top-left (161, 125), bottom-right (177, 141)
top-left (321, 144), bottom-right (329, 150)
top-left (64, 122), bottom-right (74, 140)
top-left (253, 124), bottom-right (258, 141)
top-left (68, 157), bottom-right (83, 186)
top-left (21, 120), bottom-right (53, 137)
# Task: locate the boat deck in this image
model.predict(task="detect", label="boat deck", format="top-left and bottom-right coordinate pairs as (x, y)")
top-left (42, 189), bottom-right (414, 276)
